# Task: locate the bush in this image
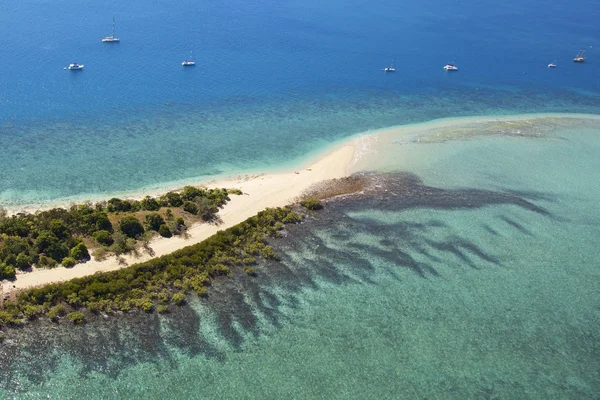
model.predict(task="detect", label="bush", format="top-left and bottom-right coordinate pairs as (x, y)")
top-left (140, 196), bottom-right (160, 211)
top-left (48, 305), bottom-right (66, 321)
top-left (70, 243), bottom-right (90, 261)
top-left (157, 305), bottom-right (169, 314)
top-left (144, 213), bottom-right (165, 231)
top-left (171, 292), bottom-right (186, 306)
top-left (1, 264), bottom-right (16, 280)
top-left (15, 253), bottom-right (32, 270)
top-left (107, 198), bottom-right (132, 212)
top-left (61, 257), bottom-right (77, 268)
top-left (182, 201), bottom-right (198, 215)
top-left (119, 216), bottom-right (145, 238)
top-left (93, 230), bottom-right (114, 246)
top-left (92, 247), bottom-right (110, 261)
top-left (228, 188), bottom-right (243, 195)
top-left (158, 224), bottom-right (172, 238)
top-left (300, 198), bottom-right (323, 210)
top-left (162, 192), bottom-right (183, 207)
top-left (37, 255), bottom-right (57, 269)
top-left (244, 267), bottom-right (257, 276)
top-left (66, 311), bottom-right (86, 325)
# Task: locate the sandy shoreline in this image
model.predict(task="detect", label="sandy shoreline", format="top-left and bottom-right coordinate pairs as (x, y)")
top-left (2, 111), bottom-right (600, 296)
top-left (1, 143), bottom-right (356, 296)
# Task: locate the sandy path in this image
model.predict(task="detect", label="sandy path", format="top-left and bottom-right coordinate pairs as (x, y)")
top-left (1, 143), bottom-right (356, 296)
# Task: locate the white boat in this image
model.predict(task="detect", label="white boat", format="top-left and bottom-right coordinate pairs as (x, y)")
top-left (102, 17), bottom-right (120, 43)
top-left (443, 63), bottom-right (458, 71)
top-left (68, 62), bottom-right (84, 70)
top-left (182, 51), bottom-right (196, 66)
top-left (548, 62), bottom-right (557, 68)
top-left (383, 57), bottom-right (396, 72)
top-left (573, 49), bottom-right (585, 63)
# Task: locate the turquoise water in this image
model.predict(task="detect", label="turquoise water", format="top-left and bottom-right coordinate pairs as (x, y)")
top-left (1, 121), bottom-right (599, 398)
top-left (1, 0), bottom-right (599, 397)
top-left (1, 0), bottom-right (600, 207)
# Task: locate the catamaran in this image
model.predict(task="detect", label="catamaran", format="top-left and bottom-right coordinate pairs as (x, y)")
top-left (383, 57), bottom-right (396, 72)
top-left (68, 62), bottom-right (84, 70)
top-left (102, 17), bottom-right (120, 43)
top-left (182, 51), bottom-right (196, 66)
top-left (574, 49), bottom-right (586, 63)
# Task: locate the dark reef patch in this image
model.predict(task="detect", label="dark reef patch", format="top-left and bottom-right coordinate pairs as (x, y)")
top-left (0, 171), bottom-right (553, 391)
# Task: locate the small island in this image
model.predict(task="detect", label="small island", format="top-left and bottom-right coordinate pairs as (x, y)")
top-left (0, 186), bottom-right (236, 283)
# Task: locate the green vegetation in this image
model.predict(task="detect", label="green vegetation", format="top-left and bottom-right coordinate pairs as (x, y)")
top-left (300, 198), bottom-right (324, 211)
top-left (0, 186), bottom-right (232, 278)
top-left (66, 312), bottom-right (85, 324)
top-left (0, 207), bottom-right (303, 329)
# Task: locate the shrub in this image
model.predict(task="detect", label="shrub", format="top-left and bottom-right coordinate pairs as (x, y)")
top-left (48, 305), bottom-right (66, 321)
top-left (144, 213), bottom-right (165, 231)
top-left (181, 186), bottom-right (203, 201)
top-left (119, 216), bottom-right (144, 238)
top-left (92, 247), bottom-right (110, 261)
top-left (158, 224), bottom-right (172, 238)
top-left (228, 188), bottom-right (243, 195)
top-left (107, 198), bottom-right (132, 212)
top-left (66, 311), bottom-right (86, 325)
top-left (244, 267), bottom-right (257, 276)
top-left (61, 257), bottom-right (77, 268)
top-left (300, 198), bottom-right (323, 210)
top-left (70, 243), bottom-right (90, 261)
top-left (140, 196), bottom-right (160, 211)
top-left (163, 192), bottom-right (183, 207)
top-left (171, 292), bottom-right (186, 306)
top-left (1, 264), bottom-right (16, 280)
top-left (157, 305), bottom-right (169, 314)
top-left (37, 255), bottom-right (57, 269)
top-left (182, 201), bottom-right (198, 215)
top-left (15, 253), bottom-right (32, 270)
top-left (92, 230), bottom-right (114, 246)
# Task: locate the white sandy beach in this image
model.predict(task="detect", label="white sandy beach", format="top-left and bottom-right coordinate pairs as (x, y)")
top-left (2, 112), bottom-right (600, 296)
top-left (1, 142), bottom-right (356, 296)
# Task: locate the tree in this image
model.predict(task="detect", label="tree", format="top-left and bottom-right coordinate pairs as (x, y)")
top-left (140, 196), bottom-right (160, 211)
top-left (50, 219), bottom-right (70, 239)
top-left (144, 213), bottom-right (165, 231)
top-left (61, 257), bottom-right (77, 268)
top-left (162, 192), bottom-right (183, 207)
top-left (183, 201), bottom-right (198, 215)
top-left (70, 243), bottom-right (90, 262)
top-left (92, 230), bottom-right (114, 246)
top-left (15, 253), bottom-right (32, 270)
top-left (119, 217), bottom-right (144, 238)
top-left (158, 224), bottom-right (172, 238)
top-left (107, 198), bottom-right (132, 212)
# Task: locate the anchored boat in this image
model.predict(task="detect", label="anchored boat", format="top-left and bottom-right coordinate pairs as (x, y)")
top-left (102, 17), bottom-right (120, 43)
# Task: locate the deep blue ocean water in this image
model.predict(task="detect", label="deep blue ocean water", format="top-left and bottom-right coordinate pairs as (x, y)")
top-left (0, 0), bottom-right (599, 206)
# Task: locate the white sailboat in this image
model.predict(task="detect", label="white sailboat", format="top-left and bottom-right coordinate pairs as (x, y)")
top-left (102, 17), bottom-right (120, 43)
top-left (383, 57), bottom-right (396, 72)
top-left (182, 51), bottom-right (196, 66)
top-left (443, 63), bottom-right (458, 71)
top-left (574, 49), bottom-right (586, 63)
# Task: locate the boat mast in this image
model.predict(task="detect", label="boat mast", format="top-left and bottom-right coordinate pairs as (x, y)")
top-left (112, 17), bottom-right (116, 37)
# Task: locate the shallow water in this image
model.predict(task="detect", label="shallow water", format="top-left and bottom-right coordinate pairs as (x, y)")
top-left (1, 0), bottom-right (600, 207)
top-left (1, 122), bottom-right (599, 399)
